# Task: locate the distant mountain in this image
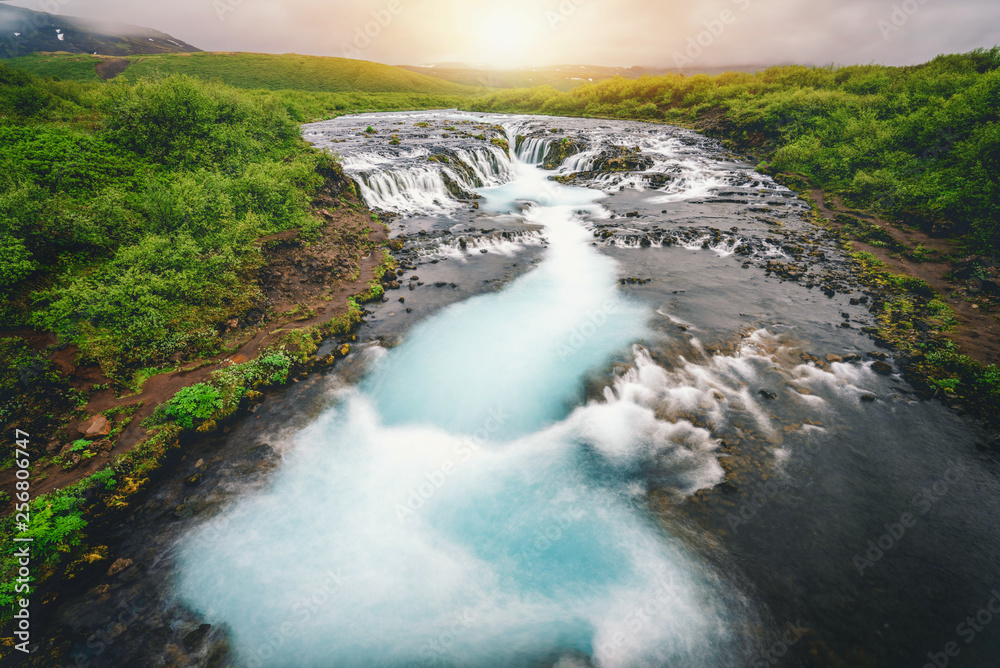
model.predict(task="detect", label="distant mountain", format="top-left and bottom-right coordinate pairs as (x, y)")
top-left (0, 3), bottom-right (199, 58)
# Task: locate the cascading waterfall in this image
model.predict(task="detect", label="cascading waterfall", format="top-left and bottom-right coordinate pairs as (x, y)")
top-left (349, 145), bottom-right (513, 214)
top-left (514, 135), bottom-right (554, 165)
top-left (175, 120), bottom-right (757, 667)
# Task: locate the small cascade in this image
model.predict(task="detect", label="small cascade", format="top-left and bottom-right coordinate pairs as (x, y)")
top-left (350, 145), bottom-right (515, 215)
top-left (407, 229), bottom-right (548, 261)
top-left (356, 168), bottom-right (460, 215)
top-left (514, 136), bottom-right (553, 164)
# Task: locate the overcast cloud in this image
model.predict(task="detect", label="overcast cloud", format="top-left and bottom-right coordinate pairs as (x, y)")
top-left (4, 0), bottom-right (1000, 68)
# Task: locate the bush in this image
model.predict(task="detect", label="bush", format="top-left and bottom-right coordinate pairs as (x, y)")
top-left (164, 383), bottom-right (223, 429)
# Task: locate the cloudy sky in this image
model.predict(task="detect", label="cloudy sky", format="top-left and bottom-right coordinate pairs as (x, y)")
top-left (6, 0), bottom-right (1000, 68)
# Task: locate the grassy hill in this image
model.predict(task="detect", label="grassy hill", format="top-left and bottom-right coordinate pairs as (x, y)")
top-left (397, 64), bottom-right (771, 92)
top-left (6, 51), bottom-right (479, 95)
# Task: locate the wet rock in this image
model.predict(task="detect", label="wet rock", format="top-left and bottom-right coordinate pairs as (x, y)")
top-left (79, 414), bottom-right (111, 438)
top-left (107, 558), bottom-right (133, 577)
top-left (826, 354), bottom-right (843, 363)
top-left (860, 393), bottom-right (878, 402)
top-left (183, 624), bottom-right (212, 651)
top-left (758, 389), bottom-right (778, 400)
top-left (872, 360), bottom-right (894, 375)
top-left (541, 138), bottom-right (586, 169)
top-left (184, 473), bottom-right (202, 487)
top-left (842, 353), bottom-right (862, 362)
top-left (592, 145), bottom-right (654, 172)
top-left (868, 351), bottom-right (889, 360)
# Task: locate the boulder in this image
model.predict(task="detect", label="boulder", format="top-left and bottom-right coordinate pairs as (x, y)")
top-left (107, 557), bottom-right (133, 577)
top-left (871, 360), bottom-right (893, 375)
top-left (79, 414), bottom-right (111, 438)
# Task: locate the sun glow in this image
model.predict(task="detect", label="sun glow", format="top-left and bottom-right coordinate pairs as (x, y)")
top-left (475, 8), bottom-right (542, 68)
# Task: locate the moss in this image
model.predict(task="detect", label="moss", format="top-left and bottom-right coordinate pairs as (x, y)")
top-left (541, 137), bottom-right (584, 170)
top-left (490, 136), bottom-right (510, 157)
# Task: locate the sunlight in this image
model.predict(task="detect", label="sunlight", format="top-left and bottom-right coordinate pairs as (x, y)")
top-left (475, 8), bottom-right (539, 67)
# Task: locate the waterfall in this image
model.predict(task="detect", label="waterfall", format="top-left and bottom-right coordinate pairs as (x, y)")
top-left (176, 113), bottom-right (759, 667)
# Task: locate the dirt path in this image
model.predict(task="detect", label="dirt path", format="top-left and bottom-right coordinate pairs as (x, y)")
top-left (12, 198), bottom-right (388, 497)
top-left (808, 188), bottom-right (1000, 366)
top-left (95, 57), bottom-right (130, 80)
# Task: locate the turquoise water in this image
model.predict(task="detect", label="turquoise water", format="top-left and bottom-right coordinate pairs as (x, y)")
top-left (175, 133), bottom-right (751, 667)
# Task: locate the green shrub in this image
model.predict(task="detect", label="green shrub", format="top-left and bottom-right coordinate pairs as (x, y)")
top-left (164, 383), bottom-right (223, 429)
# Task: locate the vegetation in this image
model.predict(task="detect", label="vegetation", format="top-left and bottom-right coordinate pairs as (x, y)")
top-left (466, 48), bottom-right (1000, 254)
top-left (1, 69), bottom-right (323, 384)
top-left (851, 252), bottom-right (1000, 422)
top-left (6, 52), bottom-right (476, 95)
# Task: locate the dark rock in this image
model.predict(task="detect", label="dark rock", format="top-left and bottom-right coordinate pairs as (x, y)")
top-left (758, 389), bottom-right (778, 400)
top-left (183, 624), bottom-right (212, 651)
top-left (860, 393), bottom-right (878, 402)
top-left (872, 360), bottom-right (893, 375)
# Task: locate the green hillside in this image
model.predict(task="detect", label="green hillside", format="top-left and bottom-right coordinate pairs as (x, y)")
top-left (1, 52), bottom-right (103, 82)
top-left (7, 51), bottom-right (479, 95)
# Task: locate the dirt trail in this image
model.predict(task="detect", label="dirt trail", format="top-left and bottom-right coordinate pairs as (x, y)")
top-left (13, 199), bottom-right (387, 498)
top-left (95, 58), bottom-right (130, 80)
top-left (809, 188), bottom-right (1000, 366)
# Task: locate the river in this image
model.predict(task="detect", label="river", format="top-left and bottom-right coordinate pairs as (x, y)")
top-left (54, 112), bottom-right (1000, 668)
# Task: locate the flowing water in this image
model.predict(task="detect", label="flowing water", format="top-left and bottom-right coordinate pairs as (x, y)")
top-left (165, 112), bottom-right (1000, 667)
